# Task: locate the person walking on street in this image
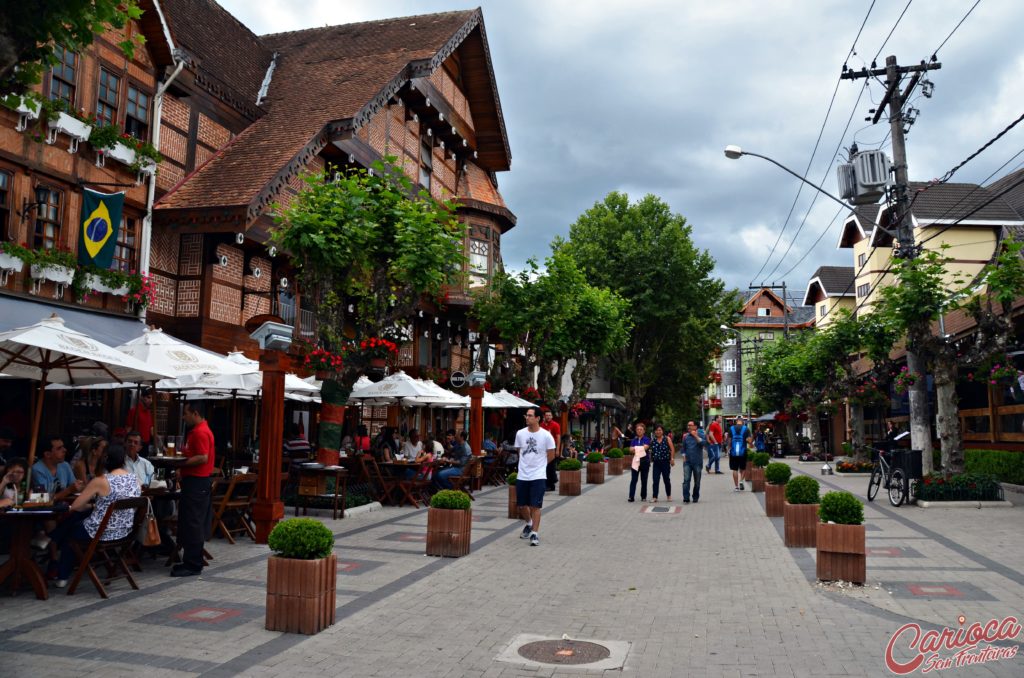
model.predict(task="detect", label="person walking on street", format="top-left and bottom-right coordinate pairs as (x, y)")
top-left (627, 422), bottom-right (652, 502)
top-left (174, 401), bottom-right (215, 577)
top-left (725, 416), bottom-right (751, 492)
top-left (706, 415), bottom-right (723, 474)
top-left (649, 425), bottom-right (674, 502)
top-left (514, 407), bottom-right (557, 547)
top-left (540, 409), bottom-right (561, 491)
top-left (680, 421), bottom-right (705, 503)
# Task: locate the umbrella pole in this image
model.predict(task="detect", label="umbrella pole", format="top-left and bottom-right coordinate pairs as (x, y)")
top-left (25, 370), bottom-right (49, 496)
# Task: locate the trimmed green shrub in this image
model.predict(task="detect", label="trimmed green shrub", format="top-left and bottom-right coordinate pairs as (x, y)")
top-left (765, 462), bottom-right (792, 485)
top-left (606, 448), bottom-right (624, 459)
top-left (965, 449), bottom-right (1024, 485)
top-left (267, 518), bottom-right (334, 560)
top-left (430, 489), bottom-right (472, 510)
top-left (753, 452), bottom-right (771, 468)
top-left (558, 458), bottom-right (582, 471)
top-left (914, 472), bottom-right (1003, 501)
top-left (585, 452), bottom-right (604, 463)
top-left (506, 471), bottom-right (518, 484)
top-left (818, 491), bottom-right (864, 525)
top-left (785, 475), bottom-right (820, 505)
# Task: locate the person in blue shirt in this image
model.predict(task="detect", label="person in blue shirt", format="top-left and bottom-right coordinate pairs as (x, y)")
top-left (627, 422), bottom-right (652, 502)
top-left (31, 435), bottom-right (82, 501)
top-left (482, 434), bottom-right (498, 453)
top-left (724, 417), bottom-right (752, 492)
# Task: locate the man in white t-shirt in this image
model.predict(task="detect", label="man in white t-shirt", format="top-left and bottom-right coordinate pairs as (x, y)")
top-left (400, 429), bottom-right (423, 458)
top-left (514, 407), bottom-right (557, 547)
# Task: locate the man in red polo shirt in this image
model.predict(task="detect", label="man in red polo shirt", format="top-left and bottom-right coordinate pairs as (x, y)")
top-left (540, 409), bottom-right (561, 491)
top-left (125, 388), bottom-right (155, 454)
top-left (173, 401), bottom-right (215, 577)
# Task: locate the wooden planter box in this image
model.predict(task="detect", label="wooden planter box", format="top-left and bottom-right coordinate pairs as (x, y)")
top-left (266, 553), bottom-right (337, 634)
top-left (783, 502), bottom-right (819, 547)
top-left (508, 485), bottom-right (519, 519)
top-left (426, 507), bottom-right (471, 557)
top-left (586, 462), bottom-right (605, 485)
top-left (765, 483), bottom-right (786, 516)
top-left (607, 457), bottom-right (625, 475)
top-left (816, 523), bottom-right (866, 584)
top-left (559, 469), bottom-right (581, 496)
top-left (743, 466), bottom-right (752, 481)
top-left (750, 467), bottom-right (765, 492)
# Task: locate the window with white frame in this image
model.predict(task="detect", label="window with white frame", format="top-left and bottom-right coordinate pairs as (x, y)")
top-left (723, 359), bottom-right (737, 372)
top-left (758, 331), bottom-right (774, 340)
top-left (757, 307), bottom-right (771, 316)
top-left (857, 283), bottom-right (870, 298)
top-left (724, 384), bottom-right (737, 398)
top-left (820, 303), bottom-right (827, 317)
top-left (858, 252), bottom-right (867, 268)
top-left (468, 238), bottom-right (489, 287)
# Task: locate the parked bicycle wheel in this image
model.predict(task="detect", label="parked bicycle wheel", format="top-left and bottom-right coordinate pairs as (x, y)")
top-left (867, 466), bottom-right (882, 502)
top-left (888, 468), bottom-right (906, 507)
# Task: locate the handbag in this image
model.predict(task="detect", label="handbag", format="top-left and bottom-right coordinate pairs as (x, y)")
top-left (136, 497), bottom-right (161, 547)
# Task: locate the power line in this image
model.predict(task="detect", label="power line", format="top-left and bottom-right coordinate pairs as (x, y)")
top-left (777, 204), bottom-right (847, 281)
top-left (871, 0), bottom-right (914, 64)
top-left (931, 0), bottom-right (982, 60)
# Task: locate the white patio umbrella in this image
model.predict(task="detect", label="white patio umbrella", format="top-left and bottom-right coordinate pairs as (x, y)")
top-left (0, 314), bottom-right (175, 489)
top-left (444, 390), bottom-right (511, 409)
top-left (347, 370), bottom-right (437, 404)
top-left (495, 389), bottom-right (538, 408)
top-left (404, 379), bottom-right (468, 406)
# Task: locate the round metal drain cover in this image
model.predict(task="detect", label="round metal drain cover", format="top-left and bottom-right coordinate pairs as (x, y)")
top-left (517, 640), bottom-right (611, 665)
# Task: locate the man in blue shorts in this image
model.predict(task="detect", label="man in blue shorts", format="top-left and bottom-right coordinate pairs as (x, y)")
top-left (725, 416), bottom-right (751, 491)
top-left (514, 407), bottom-right (556, 547)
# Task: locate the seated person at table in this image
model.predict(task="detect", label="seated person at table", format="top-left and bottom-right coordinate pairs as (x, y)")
top-left (483, 433), bottom-right (498, 453)
top-left (50, 444), bottom-right (140, 587)
top-left (400, 430), bottom-right (423, 459)
top-left (124, 432), bottom-right (154, 488)
top-left (0, 458), bottom-right (27, 509)
top-left (31, 435), bottom-right (83, 501)
top-left (374, 427), bottom-right (398, 462)
top-left (435, 431), bottom-right (471, 490)
top-left (73, 436), bottom-right (108, 484)
top-left (415, 435), bottom-right (438, 480)
top-left (353, 425), bottom-right (372, 453)
top-left (283, 423), bottom-right (312, 459)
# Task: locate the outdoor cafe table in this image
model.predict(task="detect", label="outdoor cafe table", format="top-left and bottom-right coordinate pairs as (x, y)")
top-left (295, 465), bottom-right (348, 520)
top-left (0, 507), bottom-right (65, 600)
top-left (381, 460), bottom-right (441, 508)
top-left (150, 455), bottom-right (190, 490)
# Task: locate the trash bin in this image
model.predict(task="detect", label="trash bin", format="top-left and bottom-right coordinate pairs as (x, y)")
top-left (893, 449), bottom-right (923, 479)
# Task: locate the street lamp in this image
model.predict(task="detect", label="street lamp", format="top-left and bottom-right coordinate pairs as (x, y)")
top-left (720, 326), bottom-right (743, 420)
top-left (723, 145), bottom-right (852, 212)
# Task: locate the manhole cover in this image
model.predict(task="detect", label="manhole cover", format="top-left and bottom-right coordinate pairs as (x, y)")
top-left (517, 640), bottom-right (611, 665)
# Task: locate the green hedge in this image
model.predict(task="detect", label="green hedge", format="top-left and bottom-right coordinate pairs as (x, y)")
top-left (765, 462), bottom-right (791, 485)
top-left (914, 472), bottom-right (1003, 501)
top-left (558, 458), bottom-right (582, 471)
top-left (965, 449), bottom-right (1024, 485)
top-left (430, 489), bottom-right (472, 510)
top-left (267, 518), bottom-right (334, 560)
top-left (785, 475), bottom-right (820, 505)
top-left (585, 452), bottom-right (605, 463)
top-left (818, 491), bottom-right (864, 525)
top-left (606, 448), bottom-right (624, 459)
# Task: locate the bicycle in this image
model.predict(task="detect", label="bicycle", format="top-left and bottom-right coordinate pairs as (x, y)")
top-left (867, 445), bottom-right (914, 507)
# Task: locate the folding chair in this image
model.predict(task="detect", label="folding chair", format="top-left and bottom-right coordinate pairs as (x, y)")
top-left (211, 473), bottom-right (258, 544)
top-left (66, 497), bottom-right (149, 598)
top-left (449, 458), bottom-right (481, 500)
top-left (482, 449), bottom-right (507, 486)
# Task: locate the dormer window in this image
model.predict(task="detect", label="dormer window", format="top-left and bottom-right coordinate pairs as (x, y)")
top-left (757, 308), bottom-right (771, 317)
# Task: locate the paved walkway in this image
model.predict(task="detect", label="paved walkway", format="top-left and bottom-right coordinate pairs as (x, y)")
top-left (2, 459), bottom-right (1023, 677)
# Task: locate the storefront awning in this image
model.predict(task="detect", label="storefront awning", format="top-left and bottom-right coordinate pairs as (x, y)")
top-left (0, 294), bottom-right (146, 346)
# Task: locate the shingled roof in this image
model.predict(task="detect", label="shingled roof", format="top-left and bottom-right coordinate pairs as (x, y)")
top-left (802, 266), bottom-right (855, 305)
top-left (986, 168), bottom-right (1024, 219)
top-left (159, 0), bottom-right (273, 119)
top-left (156, 9), bottom-right (502, 219)
top-left (837, 205), bottom-right (879, 248)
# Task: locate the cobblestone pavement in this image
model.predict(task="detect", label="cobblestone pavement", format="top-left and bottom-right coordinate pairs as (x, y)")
top-left (2, 459), bottom-right (1022, 677)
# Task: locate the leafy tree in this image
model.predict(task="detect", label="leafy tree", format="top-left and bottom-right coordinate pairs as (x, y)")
top-left (272, 159), bottom-right (466, 454)
top-left (0, 1), bottom-right (144, 98)
top-left (560, 192), bottom-right (738, 421)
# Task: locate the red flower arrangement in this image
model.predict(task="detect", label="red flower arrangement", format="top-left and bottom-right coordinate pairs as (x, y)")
top-left (303, 347), bottom-right (344, 373)
top-left (359, 337), bottom-right (399, 360)
top-left (123, 272), bottom-right (156, 309)
top-left (518, 386), bottom-right (541, 402)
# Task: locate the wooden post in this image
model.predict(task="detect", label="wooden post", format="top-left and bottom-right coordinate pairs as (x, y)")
top-left (252, 349), bottom-right (287, 543)
top-left (469, 385), bottom-right (484, 455)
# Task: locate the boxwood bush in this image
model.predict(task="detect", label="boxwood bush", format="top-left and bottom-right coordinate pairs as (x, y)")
top-left (585, 452), bottom-right (605, 463)
top-left (818, 491), bottom-right (864, 525)
top-left (765, 462), bottom-right (792, 485)
top-left (606, 448), bottom-right (624, 459)
top-left (558, 458), bottom-right (582, 471)
top-left (784, 475), bottom-right (820, 505)
top-left (507, 471), bottom-right (518, 484)
top-left (965, 449), bottom-right (1024, 485)
top-left (267, 518), bottom-right (334, 560)
top-left (430, 489), bottom-right (472, 510)
top-left (752, 452), bottom-right (771, 468)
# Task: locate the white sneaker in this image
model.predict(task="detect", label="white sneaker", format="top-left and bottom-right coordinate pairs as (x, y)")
top-left (520, 524), bottom-right (532, 539)
top-left (54, 579), bottom-right (68, 589)
top-left (530, 532), bottom-right (539, 546)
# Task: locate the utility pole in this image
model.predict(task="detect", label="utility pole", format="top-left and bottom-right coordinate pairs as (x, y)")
top-left (842, 55), bottom-right (941, 473)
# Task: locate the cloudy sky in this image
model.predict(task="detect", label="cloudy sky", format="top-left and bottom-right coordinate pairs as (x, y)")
top-left (221, 0), bottom-right (1024, 299)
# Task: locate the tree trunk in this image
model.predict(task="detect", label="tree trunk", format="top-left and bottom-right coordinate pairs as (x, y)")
top-left (906, 350), bottom-right (934, 475)
top-left (807, 407), bottom-right (822, 456)
top-left (933, 360), bottom-right (963, 473)
top-left (784, 419), bottom-right (799, 455)
top-left (849, 403), bottom-right (865, 459)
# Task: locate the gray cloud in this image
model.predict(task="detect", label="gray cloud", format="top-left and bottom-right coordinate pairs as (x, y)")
top-left (221, 0), bottom-right (1024, 296)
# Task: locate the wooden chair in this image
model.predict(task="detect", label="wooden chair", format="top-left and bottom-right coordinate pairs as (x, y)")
top-left (359, 455), bottom-right (400, 505)
top-left (449, 458), bottom-right (481, 500)
top-left (211, 473), bottom-right (258, 544)
top-left (66, 497), bottom-right (149, 598)
top-left (482, 449), bottom-right (508, 486)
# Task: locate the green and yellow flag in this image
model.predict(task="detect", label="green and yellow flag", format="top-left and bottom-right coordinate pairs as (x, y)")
top-left (77, 188), bottom-right (124, 269)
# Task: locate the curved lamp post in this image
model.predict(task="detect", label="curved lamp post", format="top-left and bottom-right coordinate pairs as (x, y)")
top-left (723, 145), bottom-right (853, 212)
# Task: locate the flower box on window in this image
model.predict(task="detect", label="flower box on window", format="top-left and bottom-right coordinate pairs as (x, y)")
top-left (106, 141), bottom-right (136, 166)
top-left (84, 273), bottom-right (129, 296)
top-left (30, 264), bottom-right (75, 285)
top-left (45, 112), bottom-right (91, 152)
top-left (0, 252), bottom-right (25, 285)
top-left (13, 97), bottom-right (40, 132)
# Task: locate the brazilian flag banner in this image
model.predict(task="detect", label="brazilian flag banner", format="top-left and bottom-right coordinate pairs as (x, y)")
top-left (77, 188), bottom-right (124, 269)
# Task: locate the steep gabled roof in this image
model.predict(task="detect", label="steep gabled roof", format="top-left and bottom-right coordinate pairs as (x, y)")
top-left (158, 0), bottom-right (273, 119)
top-left (837, 205), bottom-right (879, 248)
top-left (157, 8), bottom-right (510, 224)
top-left (986, 168), bottom-right (1024, 219)
top-left (872, 182), bottom-right (1024, 247)
top-left (802, 266), bottom-right (855, 305)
